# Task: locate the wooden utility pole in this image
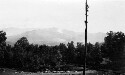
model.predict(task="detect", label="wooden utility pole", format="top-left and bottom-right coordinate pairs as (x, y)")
top-left (83, 0), bottom-right (89, 75)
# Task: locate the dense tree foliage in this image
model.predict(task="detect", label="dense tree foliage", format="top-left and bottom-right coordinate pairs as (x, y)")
top-left (101, 31), bottom-right (125, 71)
top-left (0, 30), bottom-right (125, 72)
top-left (0, 31), bottom-right (7, 67)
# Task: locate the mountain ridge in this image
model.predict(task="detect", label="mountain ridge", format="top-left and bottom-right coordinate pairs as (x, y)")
top-left (3, 27), bottom-right (106, 46)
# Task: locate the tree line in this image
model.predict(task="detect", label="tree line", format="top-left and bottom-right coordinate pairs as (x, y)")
top-left (0, 31), bottom-right (125, 72)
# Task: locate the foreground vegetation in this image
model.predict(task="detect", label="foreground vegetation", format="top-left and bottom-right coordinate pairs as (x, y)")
top-left (0, 31), bottom-right (125, 73)
top-left (0, 68), bottom-right (123, 75)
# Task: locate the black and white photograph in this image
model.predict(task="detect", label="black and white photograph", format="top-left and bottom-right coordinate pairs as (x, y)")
top-left (0, 0), bottom-right (125, 75)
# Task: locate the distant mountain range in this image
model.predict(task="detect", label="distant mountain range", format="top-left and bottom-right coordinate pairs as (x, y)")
top-left (1, 27), bottom-right (106, 46)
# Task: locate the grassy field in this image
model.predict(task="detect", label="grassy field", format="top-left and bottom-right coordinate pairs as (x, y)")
top-left (0, 71), bottom-right (83, 75)
top-left (0, 68), bottom-right (115, 75)
top-left (0, 69), bottom-right (97, 75)
top-left (0, 71), bottom-right (115, 75)
top-left (0, 72), bottom-right (98, 75)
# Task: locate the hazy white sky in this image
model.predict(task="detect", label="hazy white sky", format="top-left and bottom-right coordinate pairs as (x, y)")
top-left (0, 0), bottom-right (125, 33)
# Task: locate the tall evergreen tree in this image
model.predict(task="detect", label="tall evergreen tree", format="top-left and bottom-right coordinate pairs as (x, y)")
top-left (102, 31), bottom-right (125, 71)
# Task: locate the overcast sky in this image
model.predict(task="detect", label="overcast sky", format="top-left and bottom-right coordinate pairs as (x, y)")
top-left (0, 0), bottom-right (125, 33)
